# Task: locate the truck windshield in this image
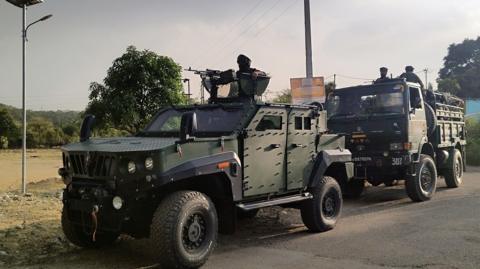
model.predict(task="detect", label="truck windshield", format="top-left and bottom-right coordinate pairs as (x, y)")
top-left (327, 84), bottom-right (405, 120)
top-left (140, 106), bottom-right (244, 137)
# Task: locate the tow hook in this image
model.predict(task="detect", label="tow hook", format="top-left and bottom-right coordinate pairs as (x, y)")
top-left (91, 205), bottom-right (99, 242)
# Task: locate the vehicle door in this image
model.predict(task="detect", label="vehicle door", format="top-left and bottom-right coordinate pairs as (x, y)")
top-left (408, 86), bottom-right (427, 152)
top-left (243, 106), bottom-right (287, 197)
top-left (286, 107), bottom-right (317, 190)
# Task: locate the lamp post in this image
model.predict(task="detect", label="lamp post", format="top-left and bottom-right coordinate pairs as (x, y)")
top-left (183, 79), bottom-right (191, 104)
top-left (6, 0), bottom-right (52, 194)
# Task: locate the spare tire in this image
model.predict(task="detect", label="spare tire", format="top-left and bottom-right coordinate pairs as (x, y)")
top-left (424, 103), bottom-right (437, 137)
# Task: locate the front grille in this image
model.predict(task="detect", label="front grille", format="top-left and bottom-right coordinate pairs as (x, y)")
top-left (67, 152), bottom-right (116, 177)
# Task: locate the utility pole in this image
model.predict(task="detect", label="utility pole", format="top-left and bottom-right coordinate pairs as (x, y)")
top-left (304, 0), bottom-right (313, 78)
top-left (333, 74), bottom-right (336, 90)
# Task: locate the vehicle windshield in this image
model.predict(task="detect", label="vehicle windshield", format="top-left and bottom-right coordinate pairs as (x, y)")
top-left (327, 84), bottom-right (405, 120)
top-left (140, 106), bottom-right (244, 137)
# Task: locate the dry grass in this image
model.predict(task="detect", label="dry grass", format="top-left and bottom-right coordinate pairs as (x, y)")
top-left (0, 149), bottom-right (62, 192)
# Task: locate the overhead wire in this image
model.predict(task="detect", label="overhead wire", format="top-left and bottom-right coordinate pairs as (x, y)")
top-left (210, 0), bottom-right (285, 65)
top-left (190, 0), bottom-right (267, 67)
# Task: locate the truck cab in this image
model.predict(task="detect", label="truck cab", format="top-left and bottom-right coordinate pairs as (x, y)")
top-left (59, 69), bottom-right (353, 269)
top-left (327, 79), bottom-right (466, 201)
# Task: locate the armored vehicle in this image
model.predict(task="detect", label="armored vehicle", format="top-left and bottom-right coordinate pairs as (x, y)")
top-left (327, 79), bottom-right (466, 202)
top-left (59, 69), bottom-right (353, 269)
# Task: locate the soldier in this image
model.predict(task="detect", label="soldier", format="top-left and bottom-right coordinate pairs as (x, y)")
top-left (374, 67), bottom-right (390, 84)
top-left (399, 66), bottom-right (424, 89)
top-left (237, 54), bottom-right (266, 80)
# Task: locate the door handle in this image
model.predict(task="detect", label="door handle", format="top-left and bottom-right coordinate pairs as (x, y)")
top-left (270, 144), bottom-right (281, 149)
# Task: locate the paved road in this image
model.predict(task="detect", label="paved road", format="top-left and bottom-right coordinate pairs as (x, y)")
top-left (24, 167), bottom-right (480, 269)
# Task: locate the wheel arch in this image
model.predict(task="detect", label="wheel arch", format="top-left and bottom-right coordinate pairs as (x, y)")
top-left (308, 149), bottom-right (352, 188)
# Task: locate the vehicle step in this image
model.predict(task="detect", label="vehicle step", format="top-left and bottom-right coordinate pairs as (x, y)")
top-left (237, 193), bottom-right (312, 211)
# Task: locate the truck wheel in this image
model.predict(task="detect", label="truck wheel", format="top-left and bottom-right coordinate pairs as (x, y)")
top-left (150, 191), bottom-right (218, 269)
top-left (61, 208), bottom-right (119, 248)
top-left (406, 154), bottom-right (437, 202)
top-left (444, 149), bottom-right (463, 188)
top-left (344, 178), bottom-right (365, 198)
top-left (301, 176), bottom-right (342, 232)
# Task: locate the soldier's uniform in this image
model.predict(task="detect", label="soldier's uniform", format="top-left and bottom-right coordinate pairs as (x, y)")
top-left (399, 66), bottom-right (424, 89)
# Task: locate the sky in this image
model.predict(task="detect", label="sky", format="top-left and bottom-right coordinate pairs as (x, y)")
top-left (0, 0), bottom-right (479, 111)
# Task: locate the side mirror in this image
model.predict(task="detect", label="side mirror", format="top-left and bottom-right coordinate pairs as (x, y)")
top-left (179, 112), bottom-right (198, 142)
top-left (80, 115), bottom-right (96, 142)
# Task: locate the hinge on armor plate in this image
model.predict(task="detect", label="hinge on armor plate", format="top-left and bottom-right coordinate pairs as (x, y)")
top-left (219, 137), bottom-right (225, 152)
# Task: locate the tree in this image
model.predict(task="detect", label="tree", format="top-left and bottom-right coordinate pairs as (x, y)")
top-left (0, 109), bottom-right (19, 147)
top-left (86, 46), bottom-right (186, 134)
top-left (271, 89), bottom-right (292, 103)
top-left (438, 37), bottom-right (480, 99)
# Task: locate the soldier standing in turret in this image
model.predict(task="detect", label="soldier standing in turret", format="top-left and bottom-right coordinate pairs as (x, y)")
top-left (374, 67), bottom-right (390, 84)
top-left (237, 54), bottom-right (266, 79)
top-left (399, 66), bottom-right (424, 89)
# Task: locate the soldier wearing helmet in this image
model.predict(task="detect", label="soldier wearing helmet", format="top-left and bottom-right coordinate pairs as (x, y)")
top-left (374, 67), bottom-right (390, 84)
top-left (237, 54), bottom-right (266, 80)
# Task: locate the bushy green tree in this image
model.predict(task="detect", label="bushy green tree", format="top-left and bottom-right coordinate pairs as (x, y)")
top-left (27, 117), bottom-right (64, 148)
top-left (438, 37), bottom-right (480, 98)
top-left (0, 108), bottom-right (19, 147)
top-left (86, 46), bottom-right (186, 134)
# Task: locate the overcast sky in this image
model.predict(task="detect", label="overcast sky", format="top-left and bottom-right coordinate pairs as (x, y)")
top-left (1, 0), bottom-right (479, 111)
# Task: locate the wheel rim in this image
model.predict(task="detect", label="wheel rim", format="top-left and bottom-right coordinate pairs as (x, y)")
top-left (322, 189), bottom-right (338, 219)
top-left (420, 164), bottom-right (433, 193)
top-left (455, 157), bottom-right (462, 180)
top-left (182, 213), bottom-right (207, 252)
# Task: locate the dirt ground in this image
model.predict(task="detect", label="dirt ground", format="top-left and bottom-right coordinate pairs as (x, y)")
top-left (0, 149), bottom-right (62, 192)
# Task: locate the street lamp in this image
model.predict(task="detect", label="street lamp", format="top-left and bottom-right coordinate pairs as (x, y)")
top-left (183, 79), bottom-right (191, 104)
top-left (5, 0), bottom-right (52, 194)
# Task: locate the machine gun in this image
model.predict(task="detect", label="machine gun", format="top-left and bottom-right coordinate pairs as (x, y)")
top-left (186, 67), bottom-right (271, 103)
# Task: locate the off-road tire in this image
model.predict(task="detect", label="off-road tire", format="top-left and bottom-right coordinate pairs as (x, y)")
top-left (301, 176), bottom-right (342, 232)
top-left (444, 149), bottom-right (463, 188)
top-left (61, 207), bottom-right (119, 248)
top-left (406, 154), bottom-right (437, 202)
top-left (344, 178), bottom-right (365, 198)
top-left (150, 191), bottom-right (218, 269)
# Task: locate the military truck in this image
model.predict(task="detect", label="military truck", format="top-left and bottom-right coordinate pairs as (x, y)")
top-left (58, 69), bottom-right (353, 269)
top-left (327, 79), bottom-right (466, 202)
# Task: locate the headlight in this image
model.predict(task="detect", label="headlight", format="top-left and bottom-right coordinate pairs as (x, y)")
top-left (127, 161), bottom-right (136, 174)
top-left (112, 196), bottom-right (123, 210)
top-left (390, 143), bottom-right (403, 151)
top-left (145, 157), bottom-right (154, 170)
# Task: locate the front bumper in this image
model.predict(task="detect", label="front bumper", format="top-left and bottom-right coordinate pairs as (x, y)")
top-left (352, 151), bottom-right (412, 167)
top-left (62, 183), bottom-right (125, 233)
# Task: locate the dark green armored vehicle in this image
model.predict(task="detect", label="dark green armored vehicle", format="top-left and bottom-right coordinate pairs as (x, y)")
top-left (327, 79), bottom-right (466, 202)
top-left (59, 69), bottom-right (353, 269)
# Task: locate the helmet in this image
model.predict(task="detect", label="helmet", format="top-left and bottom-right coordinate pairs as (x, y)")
top-left (237, 54), bottom-right (251, 66)
top-left (405, 66), bottom-right (414, 72)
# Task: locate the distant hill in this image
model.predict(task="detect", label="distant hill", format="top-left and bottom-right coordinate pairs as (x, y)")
top-left (0, 103), bottom-right (81, 127)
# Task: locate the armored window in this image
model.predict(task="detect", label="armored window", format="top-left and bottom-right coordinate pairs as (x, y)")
top-left (294, 117), bottom-right (303, 130)
top-left (304, 117), bottom-right (312, 130)
top-left (256, 115), bottom-right (282, 131)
